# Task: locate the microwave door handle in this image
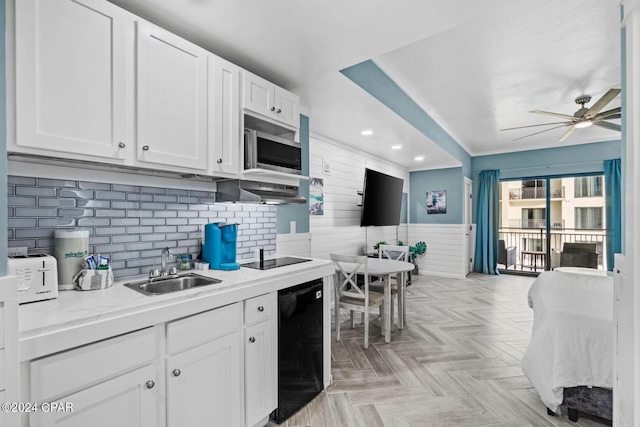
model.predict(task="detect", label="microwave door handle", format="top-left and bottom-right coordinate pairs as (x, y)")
top-left (244, 130), bottom-right (255, 170)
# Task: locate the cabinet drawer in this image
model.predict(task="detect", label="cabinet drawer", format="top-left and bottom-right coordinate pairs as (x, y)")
top-left (244, 293), bottom-right (275, 325)
top-left (30, 328), bottom-right (156, 401)
top-left (167, 302), bottom-right (242, 355)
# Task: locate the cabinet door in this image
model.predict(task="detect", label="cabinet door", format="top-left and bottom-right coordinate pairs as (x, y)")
top-left (245, 319), bottom-right (276, 427)
top-left (243, 72), bottom-right (276, 119)
top-left (30, 364), bottom-right (157, 427)
top-left (210, 55), bottom-right (241, 176)
top-left (167, 331), bottom-right (243, 427)
top-left (14, 0), bottom-right (132, 161)
top-left (274, 87), bottom-right (300, 128)
top-left (137, 21), bottom-right (208, 171)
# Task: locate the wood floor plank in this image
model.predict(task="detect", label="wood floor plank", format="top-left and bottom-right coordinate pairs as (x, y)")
top-left (328, 392), bottom-right (366, 427)
top-left (405, 408), bottom-right (501, 427)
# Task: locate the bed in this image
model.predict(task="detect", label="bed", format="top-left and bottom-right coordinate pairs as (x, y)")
top-left (521, 267), bottom-right (614, 422)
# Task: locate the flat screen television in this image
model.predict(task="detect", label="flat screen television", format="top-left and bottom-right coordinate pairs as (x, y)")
top-left (360, 168), bottom-right (404, 226)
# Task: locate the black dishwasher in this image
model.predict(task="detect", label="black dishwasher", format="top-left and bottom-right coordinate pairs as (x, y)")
top-left (271, 278), bottom-right (324, 424)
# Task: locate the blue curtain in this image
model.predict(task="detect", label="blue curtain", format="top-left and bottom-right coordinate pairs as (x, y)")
top-left (474, 170), bottom-right (500, 274)
top-left (604, 159), bottom-right (621, 271)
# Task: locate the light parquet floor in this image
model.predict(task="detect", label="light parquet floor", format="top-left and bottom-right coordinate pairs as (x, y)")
top-left (267, 273), bottom-right (611, 427)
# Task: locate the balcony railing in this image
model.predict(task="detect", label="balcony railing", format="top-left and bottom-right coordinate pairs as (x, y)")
top-left (507, 219), bottom-right (565, 229)
top-left (508, 186), bottom-right (565, 200)
top-left (499, 227), bottom-right (607, 271)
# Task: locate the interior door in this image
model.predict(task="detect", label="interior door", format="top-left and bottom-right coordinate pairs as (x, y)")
top-left (464, 177), bottom-right (473, 274)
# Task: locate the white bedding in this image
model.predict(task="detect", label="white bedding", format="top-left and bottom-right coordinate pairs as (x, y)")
top-left (521, 270), bottom-right (614, 412)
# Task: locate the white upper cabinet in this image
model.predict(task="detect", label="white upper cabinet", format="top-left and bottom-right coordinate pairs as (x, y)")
top-left (11, 0), bottom-right (302, 179)
top-left (274, 87), bottom-right (301, 129)
top-left (12, 0), bottom-right (134, 162)
top-left (209, 55), bottom-right (241, 177)
top-left (243, 71), bottom-right (300, 129)
top-left (136, 21), bottom-right (208, 172)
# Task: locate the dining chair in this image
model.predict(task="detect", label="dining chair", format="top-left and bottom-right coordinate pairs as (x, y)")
top-left (330, 253), bottom-right (386, 349)
top-left (370, 244), bottom-right (409, 329)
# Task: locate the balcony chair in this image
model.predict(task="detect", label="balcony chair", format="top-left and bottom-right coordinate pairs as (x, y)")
top-left (330, 253), bottom-right (386, 349)
top-left (559, 242), bottom-right (599, 269)
top-left (498, 239), bottom-right (517, 269)
top-left (369, 244), bottom-right (410, 330)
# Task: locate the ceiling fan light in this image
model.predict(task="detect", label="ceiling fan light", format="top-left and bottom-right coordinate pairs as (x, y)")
top-left (574, 121), bottom-right (593, 129)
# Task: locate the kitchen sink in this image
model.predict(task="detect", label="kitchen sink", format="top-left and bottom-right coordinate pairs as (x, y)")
top-left (124, 273), bottom-right (222, 296)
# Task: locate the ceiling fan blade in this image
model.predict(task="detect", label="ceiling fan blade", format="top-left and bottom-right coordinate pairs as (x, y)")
top-left (558, 125), bottom-right (577, 142)
top-left (512, 124), bottom-right (570, 141)
top-left (584, 88), bottom-right (621, 117)
top-left (500, 121), bottom-right (571, 131)
top-left (593, 121), bottom-right (622, 132)
top-left (594, 107), bottom-right (621, 120)
top-left (596, 114), bottom-right (621, 120)
top-left (530, 110), bottom-right (578, 120)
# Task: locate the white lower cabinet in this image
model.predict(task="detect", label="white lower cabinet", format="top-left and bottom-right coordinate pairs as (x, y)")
top-left (165, 303), bottom-right (243, 427)
top-left (244, 293), bottom-right (278, 427)
top-left (23, 296), bottom-right (279, 427)
top-left (30, 365), bottom-right (157, 427)
top-left (27, 328), bottom-right (158, 427)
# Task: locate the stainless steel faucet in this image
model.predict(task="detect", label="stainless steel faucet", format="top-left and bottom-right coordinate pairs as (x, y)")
top-left (160, 247), bottom-right (175, 276)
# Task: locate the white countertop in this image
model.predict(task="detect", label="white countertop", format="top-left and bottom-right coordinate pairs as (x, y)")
top-left (19, 257), bottom-right (334, 361)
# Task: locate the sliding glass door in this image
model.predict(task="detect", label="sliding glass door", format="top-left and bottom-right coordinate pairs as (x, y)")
top-left (498, 174), bottom-right (607, 274)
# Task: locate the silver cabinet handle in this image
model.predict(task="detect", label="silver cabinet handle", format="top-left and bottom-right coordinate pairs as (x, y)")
top-left (276, 109), bottom-right (281, 114)
top-left (146, 380), bottom-right (155, 389)
top-left (257, 306), bottom-right (264, 312)
top-left (249, 337), bottom-right (256, 343)
top-left (118, 141), bottom-right (126, 148)
top-left (142, 145), bottom-right (150, 151)
top-left (172, 369), bottom-right (181, 377)
top-left (217, 158), bottom-right (222, 164)
top-left (270, 106), bottom-right (276, 112)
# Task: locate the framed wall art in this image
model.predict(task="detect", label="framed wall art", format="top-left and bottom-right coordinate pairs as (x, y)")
top-left (426, 190), bottom-right (446, 214)
top-left (309, 177), bottom-right (324, 215)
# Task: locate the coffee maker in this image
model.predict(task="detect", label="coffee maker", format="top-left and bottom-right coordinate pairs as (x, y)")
top-left (202, 223), bottom-right (240, 270)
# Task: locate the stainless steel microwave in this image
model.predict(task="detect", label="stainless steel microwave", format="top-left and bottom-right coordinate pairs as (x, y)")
top-left (244, 129), bottom-right (302, 175)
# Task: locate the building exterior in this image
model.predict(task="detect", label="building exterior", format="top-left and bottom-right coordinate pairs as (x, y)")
top-left (499, 176), bottom-right (607, 270)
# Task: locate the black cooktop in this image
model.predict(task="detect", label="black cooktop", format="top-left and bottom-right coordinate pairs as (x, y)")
top-left (243, 256), bottom-right (311, 270)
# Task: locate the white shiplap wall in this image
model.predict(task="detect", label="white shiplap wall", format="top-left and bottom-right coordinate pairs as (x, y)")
top-left (409, 224), bottom-right (467, 279)
top-left (309, 134), bottom-right (409, 260)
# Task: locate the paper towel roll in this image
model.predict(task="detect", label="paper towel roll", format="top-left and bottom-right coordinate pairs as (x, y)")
top-left (54, 229), bottom-right (89, 290)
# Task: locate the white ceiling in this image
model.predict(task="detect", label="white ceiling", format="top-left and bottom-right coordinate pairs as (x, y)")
top-left (110, 0), bottom-right (622, 171)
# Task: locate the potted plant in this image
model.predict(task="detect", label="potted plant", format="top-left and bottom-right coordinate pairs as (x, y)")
top-left (401, 241), bottom-right (426, 274)
top-left (373, 241), bottom-right (388, 255)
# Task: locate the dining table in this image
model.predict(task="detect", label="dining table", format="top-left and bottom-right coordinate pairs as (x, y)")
top-left (344, 257), bottom-right (415, 343)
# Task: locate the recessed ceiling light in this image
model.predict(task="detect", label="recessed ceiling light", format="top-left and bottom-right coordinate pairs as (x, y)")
top-left (415, 156), bottom-right (425, 161)
top-left (391, 145), bottom-right (402, 150)
top-left (361, 129), bottom-right (373, 136)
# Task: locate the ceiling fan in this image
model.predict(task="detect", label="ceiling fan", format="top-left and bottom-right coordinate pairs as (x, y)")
top-left (500, 88), bottom-right (622, 142)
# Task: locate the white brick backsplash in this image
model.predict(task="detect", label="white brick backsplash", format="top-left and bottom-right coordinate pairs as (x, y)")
top-left (7, 176), bottom-right (277, 279)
